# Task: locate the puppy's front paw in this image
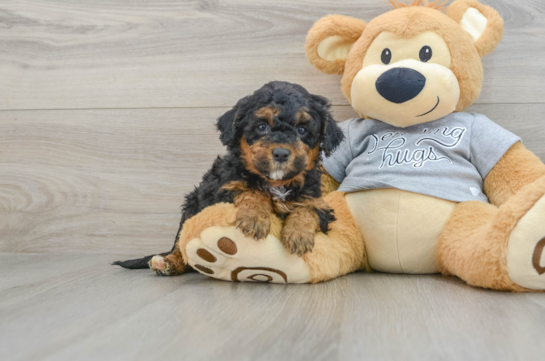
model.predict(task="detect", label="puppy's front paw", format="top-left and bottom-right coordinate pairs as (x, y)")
top-left (235, 212), bottom-right (271, 240)
top-left (281, 228), bottom-right (315, 257)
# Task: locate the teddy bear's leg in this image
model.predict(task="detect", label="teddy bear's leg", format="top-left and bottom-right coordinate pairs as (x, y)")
top-left (180, 192), bottom-right (367, 283)
top-left (437, 176), bottom-right (545, 292)
top-left (302, 191), bottom-right (369, 282)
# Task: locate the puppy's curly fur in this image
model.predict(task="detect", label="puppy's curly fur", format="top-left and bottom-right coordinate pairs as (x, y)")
top-left (114, 81), bottom-right (344, 275)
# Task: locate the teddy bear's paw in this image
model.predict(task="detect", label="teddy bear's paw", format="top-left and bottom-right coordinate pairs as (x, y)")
top-left (185, 226), bottom-right (312, 283)
top-left (506, 195), bottom-right (545, 290)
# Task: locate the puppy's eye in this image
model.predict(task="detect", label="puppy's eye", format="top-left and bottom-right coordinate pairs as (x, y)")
top-left (381, 48), bottom-right (391, 65)
top-left (297, 126), bottom-right (307, 136)
top-left (256, 124), bottom-right (269, 133)
top-left (419, 46), bottom-right (432, 62)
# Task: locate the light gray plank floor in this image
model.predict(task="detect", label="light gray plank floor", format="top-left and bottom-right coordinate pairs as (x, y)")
top-left (1, 253), bottom-right (544, 361)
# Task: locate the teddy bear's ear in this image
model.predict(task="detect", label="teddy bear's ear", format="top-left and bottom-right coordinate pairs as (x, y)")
top-left (305, 15), bottom-right (367, 75)
top-left (447, 0), bottom-right (504, 58)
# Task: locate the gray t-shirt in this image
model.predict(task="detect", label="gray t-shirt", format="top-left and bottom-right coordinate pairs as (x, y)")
top-left (323, 112), bottom-right (520, 203)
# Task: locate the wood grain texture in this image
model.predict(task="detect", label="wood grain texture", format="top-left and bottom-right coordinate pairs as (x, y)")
top-left (2, 104), bottom-right (544, 254)
top-left (0, 253), bottom-right (543, 361)
top-left (0, 0), bottom-right (544, 110)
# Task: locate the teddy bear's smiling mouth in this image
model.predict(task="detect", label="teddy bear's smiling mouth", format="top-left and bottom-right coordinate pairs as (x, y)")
top-left (416, 96), bottom-right (440, 117)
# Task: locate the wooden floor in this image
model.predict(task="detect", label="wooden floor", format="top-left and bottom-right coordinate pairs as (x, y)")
top-left (1, 1), bottom-right (545, 359)
top-left (0, 253), bottom-right (544, 361)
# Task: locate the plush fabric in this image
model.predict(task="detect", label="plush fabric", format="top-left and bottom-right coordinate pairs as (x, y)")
top-left (305, 15), bottom-right (367, 75)
top-left (320, 167), bottom-right (340, 195)
top-left (484, 142), bottom-right (545, 206)
top-left (181, 191), bottom-right (368, 284)
top-left (437, 176), bottom-right (545, 292)
top-left (186, 225), bottom-right (312, 283)
top-left (179, 202), bottom-right (283, 263)
top-left (304, 191), bottom-right (370, 283)
top-left (303, 0), bottom-right (543, 291)
top-left (341, 6), bottom-right (484, 114)
top-left (447, 0), bottom-right (504, 57)
top-left (507, 194), bottom-right (545, 290)
top-left (346, 189), bottom-right (456, 273)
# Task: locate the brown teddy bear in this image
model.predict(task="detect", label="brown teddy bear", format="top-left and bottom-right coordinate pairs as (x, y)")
top-left (157, 0), bottom-right (545, 292)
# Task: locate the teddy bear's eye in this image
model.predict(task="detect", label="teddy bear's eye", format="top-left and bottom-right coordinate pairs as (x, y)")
top-left (419, 46), bottom-right (432, 62)
top-left (381, 48), bottom-right (392, 65)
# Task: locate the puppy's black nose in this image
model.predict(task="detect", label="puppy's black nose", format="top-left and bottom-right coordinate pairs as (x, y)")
top-left (376, 67), bottom-right (426, 104)
top-left (273, 148), bottom-right (291, 163)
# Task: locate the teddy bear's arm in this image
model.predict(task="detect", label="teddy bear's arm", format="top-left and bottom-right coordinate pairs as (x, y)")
top-left (484, 142), bottom-right (545, 206)
top-left (320, 166), bottom-right (340, 196)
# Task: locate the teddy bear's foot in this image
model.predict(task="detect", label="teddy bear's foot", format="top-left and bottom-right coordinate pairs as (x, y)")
top-left (506, 195), bottom-right (545, 290)
top-left (185, 226), bottom-right (311, 283)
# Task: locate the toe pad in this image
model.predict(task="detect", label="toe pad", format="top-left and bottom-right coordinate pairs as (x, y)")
top-left (186, 226), bottom-right (311, 283)
top-left (507, 196), bottom-right (545, 290)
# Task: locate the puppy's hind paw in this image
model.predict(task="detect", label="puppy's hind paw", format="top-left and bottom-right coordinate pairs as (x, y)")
top-left (149, 255), bottom-right (175, 276)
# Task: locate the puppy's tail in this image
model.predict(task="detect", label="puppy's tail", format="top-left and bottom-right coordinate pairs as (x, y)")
top-left (112, 252), bottom-right (170, 269)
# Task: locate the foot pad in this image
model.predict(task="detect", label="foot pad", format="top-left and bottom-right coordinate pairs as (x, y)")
top-left (186, 226), bottom-right (311, 283)
top-left (507, 195), bottom-right (545, 290)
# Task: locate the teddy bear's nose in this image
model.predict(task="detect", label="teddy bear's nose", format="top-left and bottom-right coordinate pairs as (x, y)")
top-left (376, 67), bottom-right (426, 104)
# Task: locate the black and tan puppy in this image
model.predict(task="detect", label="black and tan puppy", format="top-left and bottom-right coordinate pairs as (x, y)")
top-left (114, 81), bottom-right (344, 275)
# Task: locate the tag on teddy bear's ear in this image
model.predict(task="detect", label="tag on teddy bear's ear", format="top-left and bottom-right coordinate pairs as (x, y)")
top-left (447, 0), bottom-right (504, 58)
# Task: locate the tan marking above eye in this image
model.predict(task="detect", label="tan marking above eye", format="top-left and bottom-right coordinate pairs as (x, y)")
top-left (296, 108), bottom-right (311, 124)
top-left (362, 31), bottom-right (452, 68)
top-left (255, 107), bottom-right (280, 125)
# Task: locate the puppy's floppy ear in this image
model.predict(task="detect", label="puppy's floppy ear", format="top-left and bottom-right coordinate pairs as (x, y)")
top-left (322, 115), bottom-right (344, 157)
top-left (216, 107), bottom-right (238, 146)
top-left (216, 96), bottom-right (250, 146)
top-left (311, 94), bottom-right (344, 157)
